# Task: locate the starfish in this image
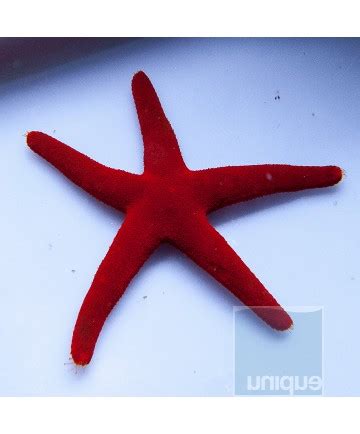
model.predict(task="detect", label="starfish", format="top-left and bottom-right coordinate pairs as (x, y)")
top-left (27, 71), bottom-right (343, 366)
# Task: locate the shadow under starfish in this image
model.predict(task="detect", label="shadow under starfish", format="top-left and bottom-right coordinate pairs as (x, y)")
top-left (26, 71), bottom-right (343, 366)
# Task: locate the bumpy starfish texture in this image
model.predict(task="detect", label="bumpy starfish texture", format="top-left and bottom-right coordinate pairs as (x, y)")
top-left (27, 71), bottom-right (343, 366)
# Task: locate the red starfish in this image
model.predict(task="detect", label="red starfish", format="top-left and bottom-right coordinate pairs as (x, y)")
top-left (27, 71), bottom-right (343, 366)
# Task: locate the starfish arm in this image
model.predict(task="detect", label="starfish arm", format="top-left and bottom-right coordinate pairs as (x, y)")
top-left (71, 209), bottom-right (160, 365)
top-left (171, 213), bottom-right (293, 331)
top-left (194, 164), bottom-right (343, 212)
top-left (27, 131), bottom-right (143, 212)
top-left (132, 71), bottom-right (187, 175)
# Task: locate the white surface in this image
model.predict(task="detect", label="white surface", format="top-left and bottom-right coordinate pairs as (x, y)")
top-left (0, 38), bottom-right (359, 396)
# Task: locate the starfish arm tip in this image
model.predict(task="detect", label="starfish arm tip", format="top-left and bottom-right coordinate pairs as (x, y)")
top-left (26, 130), bottom-right (51, 153)
top-left (338, 166), bottom-right (346, 183)
top-left (277, 318), bottom-right (294, 332)
top-left (132, 70), bottom-right (148, 88)
top-left (70, 349), bottom-right (91, 367)
top-left (323, 165), bottom-right (344, 187)
top-left (25, 130), bottom-right (39, 149)
top-left (252, 306), bottom-right (293, 331)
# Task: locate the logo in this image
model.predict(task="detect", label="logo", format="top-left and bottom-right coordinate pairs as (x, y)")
top-left (234, 307), bottom-right (323, 396)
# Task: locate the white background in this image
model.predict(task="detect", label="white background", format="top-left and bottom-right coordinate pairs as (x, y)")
top-left (0, 38), bottom-right (359, 396)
